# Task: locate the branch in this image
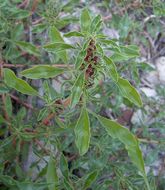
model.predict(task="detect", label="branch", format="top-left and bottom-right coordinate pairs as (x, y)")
top-left (9, 94), bottom-right (34, 110)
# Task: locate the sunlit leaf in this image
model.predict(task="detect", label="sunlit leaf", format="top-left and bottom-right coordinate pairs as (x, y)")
top-left (4, 68), bottom-right (38, 96)
top-left (117, 77), bottom-right (142, 107)
top-left (103, 56), bottom-right (118, 82)
top-left (70, 73), bottom-right (84, 108)
top-left (83, 170), bottom-right (98, 190)
top-left (46, 156), bottom-right (58, 190)
top-left (64, 31), bottom-right (84, 38)
top-left (97, 115), bottom-right (145, 175)
top-left (21, 65), bottom-right (64, 79)
top-left (15, 41), bottom-right (40, 56)
top-left (90, 15), bottom-right (102, 33)
top-left (60, 154), bottom-right (69, 180)
top-left (80, 8), bottom-right (91, 33)
top-left (49, 26), bottom-right (68, 63)
top-left (44, 42), bottom-right (75, 52)
top-left (75, 107), bottom-right (91, 155)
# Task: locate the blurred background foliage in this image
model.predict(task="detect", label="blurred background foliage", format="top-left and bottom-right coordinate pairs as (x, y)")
top-left (0, 0), bottom-right (165, 190)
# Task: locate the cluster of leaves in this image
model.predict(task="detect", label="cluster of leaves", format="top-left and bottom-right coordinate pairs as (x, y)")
top-left (1, 0), bottom-right (165, 190)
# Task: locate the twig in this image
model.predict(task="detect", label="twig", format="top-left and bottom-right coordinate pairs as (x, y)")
top-left (41, 112), bottom-right (56, 125)
top-left (103, 15), bottom-right (112, 21)
top-left (3, 64), bottom-right (73, 68)
top-left (18, 0), bottom-right (30, 8)
top-left (34, 139), bottom-right (50, 154)
top-left (138, 138), bottom-right (165, 144)
top-left (9, 94), bottom-right (34, 110)
top-left (32, 18), bottom-right (44, 25)
top-left (143, 15), bottom-right (156, 24)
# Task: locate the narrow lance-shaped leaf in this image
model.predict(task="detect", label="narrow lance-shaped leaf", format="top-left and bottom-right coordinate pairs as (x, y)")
top-left (11, 23), bottom-right (24, 40)
top-left (21, 65), bottom-right (64, 79)
top-left (12, 9), bottom-right (30, 19)
top-left (75, 107), bottom-right (91, 155)
top-left (110, 52), bottom-right (129, 62)
top-left (111, 45), bottom-right (140, 62)
top-left (49, 26), bottom-right (68, 63)
top-left (60, 154), bottom-right (69, 180)
top-left (97, 115), bottom-right (145, 175)
top-left (63, 178), bottom-right (74, 190)
top-left (83, 170), bottom-right (98, 190)
top-left (3, 69), bottom-right (38, 96)
top-left (44, 42), bottom-right (75, 52)
top-left (120, 45), bottom-right (140, 57)
top-left (46, 156), bottom-right (58, 190)
top-left (15, 41), bottom-right (40, 56)
top-left (90, 15), bottom-right (102, 33)
top-left (117, 77), bottom-right (143, 107)
top-left (103, 56), bottom-right (118, 82)
top-left (4, 95), bottom-right (12, 117)
top-left (75, 50), bottom-right (86, 69)
top-left (80, 8), bottom-right (91, 33)
top-left (70, 73), bottom-right (84, 108)
top-left (64, 31), bottom-right (84, 38)
top-left (96, 114), bottom-right (150, 189)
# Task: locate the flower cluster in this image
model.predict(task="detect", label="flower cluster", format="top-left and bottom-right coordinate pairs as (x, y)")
top-left (81, 39), bottom-right (99, 87)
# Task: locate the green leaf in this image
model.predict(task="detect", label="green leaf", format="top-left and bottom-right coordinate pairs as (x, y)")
top-left (15, 41), bottom-right (40, 56)
top-left (117, 77), bottom-right (142, 107)
top-left (80, 8), bottom-right (91, 33)
top-left (63, 178), bottom-right (74, 190)
top-left (90, 15), bottom-right (102, 33)
top-left (55, 117), bottom-right (66, 128)
top-left (3, 68), bottom-right (38, 96)
top-left (96, 43), bottom-right (104, 56)
top-left (75, 50), bottom-right (86, 69)
top-left (64, 31), bottom-right (84, 38)
top-left (110, 52), bottom-right (129, 62)
top-left (11, 23), bottom-right (23, 40)
top-left (103, 56), bottom-right (118, 82)
top-left (46, 156), bottom-right (58, 190)
top-left (83, 170), bottom-right (98, 190)
top-left (70, 73), bottom-right (84, 108)
top-left (111, 45), bottom-right (139, 62)
top-left (49, 26), bottom-right (68, 63)
top-left (37, 108), bottom-right (48, 122)
top-left (60, 154), bottom-right (69, 180)
top-left (75, 107), bottom-right (91, 155)
top-left (21, 65), bottom-right (64, 79)
top-left (12, 9), bottom-right (30, 19)
top-left (100, 39), bottom-right (119, 48)
top-left (4, 95), bottom-right (12, 117)
top-left (32, 23), bottom-right (47, 33)
top-left (16, 107), bottom-right (26, 121)
top-left (120, 45), bottom-right (140, 57)
top-left (97, 115), bottom-right (145, 174)
top-left (0, 115), bottom-right (5, 124)
top-left (0, 84), bottom-right (9, 94)
top-left (17, 182), bottom-right (48, 190)
top-left (0, 174), bottom-right (17, 187)
top-left (44, 42), bottom-right (75, 52)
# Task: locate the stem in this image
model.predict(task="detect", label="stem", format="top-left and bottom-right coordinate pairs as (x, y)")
top-left (138, 138), bottom-right (165, 144)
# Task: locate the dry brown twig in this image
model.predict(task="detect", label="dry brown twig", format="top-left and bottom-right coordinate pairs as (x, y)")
top-left (9, 94), bottom-right (34, 110)
top-left (18, 0), bottom-right (30, 9)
